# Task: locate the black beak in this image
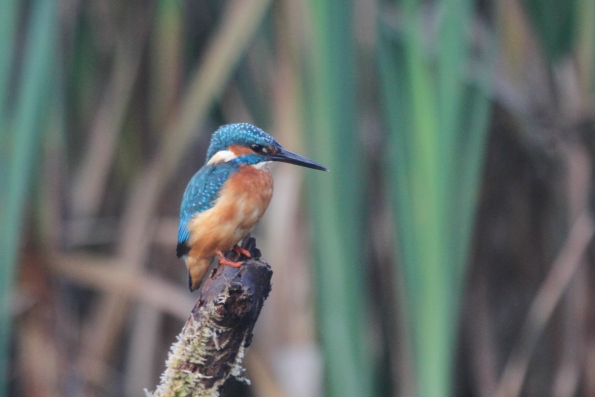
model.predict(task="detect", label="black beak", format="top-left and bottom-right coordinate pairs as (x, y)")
top-left (268, 148), bottom-right (328, 171)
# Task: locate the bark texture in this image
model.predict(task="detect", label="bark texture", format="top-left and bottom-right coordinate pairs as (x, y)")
top-left (147, 237), bottom-right (272, 397)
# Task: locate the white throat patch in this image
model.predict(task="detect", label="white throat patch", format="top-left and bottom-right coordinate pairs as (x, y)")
top-left (207, 150), bottom-right (237, 165)
top-left (252, 161), bottom-right (271, 170)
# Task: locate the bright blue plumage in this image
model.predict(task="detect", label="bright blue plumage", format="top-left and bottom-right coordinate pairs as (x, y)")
top-left (178, 123), bottom-right (279, 247)
top-left (177, 123), bottom-right (328, 291)
top-left (177, 154), bottom-right (267, 249)
top-left (178, 162), bottom-right (238, 246)
top-left (206, 123), bottom-right (278, 161)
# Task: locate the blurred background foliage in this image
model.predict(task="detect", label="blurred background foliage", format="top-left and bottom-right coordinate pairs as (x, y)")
top-left (1, 0), bottom-right (595, 396)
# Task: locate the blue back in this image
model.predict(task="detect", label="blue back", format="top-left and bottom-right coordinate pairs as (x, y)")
top-left (177, 154), bottom-right (265, 246)
top-left (178, 162), bottom-right (238, 245)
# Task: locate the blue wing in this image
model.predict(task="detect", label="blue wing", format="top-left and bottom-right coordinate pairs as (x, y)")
top-left (177, 161), bottom-right (240, 257)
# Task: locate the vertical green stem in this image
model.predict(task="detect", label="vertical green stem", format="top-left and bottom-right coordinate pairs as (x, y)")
top-left (305, 1), bottom-right (373, 396)
top-left (0, 1), bottom-right (57, 394)
top-left (0, 0), bottom-right (17, 112)
top-left (378, 0), bottom-right (491, 395)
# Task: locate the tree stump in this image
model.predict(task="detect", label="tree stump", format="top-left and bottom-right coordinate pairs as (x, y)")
top-left (146, 237), bottom-right (272, 397)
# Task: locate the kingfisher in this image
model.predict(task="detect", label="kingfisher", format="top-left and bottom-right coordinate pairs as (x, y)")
top-left (177, 123), bottom-right (327, 291)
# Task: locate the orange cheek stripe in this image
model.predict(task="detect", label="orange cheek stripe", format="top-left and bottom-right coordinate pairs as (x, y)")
top-left (229, 144), bottom-right (255, 156)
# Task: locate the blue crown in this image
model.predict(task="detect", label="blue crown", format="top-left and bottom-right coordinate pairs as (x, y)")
top-left (205, 123), bottom-right (278, 162)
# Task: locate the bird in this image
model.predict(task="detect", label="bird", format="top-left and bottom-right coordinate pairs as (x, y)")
top-left (177, 123), bottom-right (328, 291)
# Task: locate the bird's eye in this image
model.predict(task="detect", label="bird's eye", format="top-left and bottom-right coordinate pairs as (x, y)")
top-left (251, 144), bottom-right (269, 154)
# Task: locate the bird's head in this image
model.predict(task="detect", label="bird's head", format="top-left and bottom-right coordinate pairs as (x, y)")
top-left (205, 123), bottom-right (328, 171)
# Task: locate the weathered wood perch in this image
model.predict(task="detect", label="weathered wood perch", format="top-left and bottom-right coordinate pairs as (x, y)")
top-left (146, 237), bottom-right (272, 397)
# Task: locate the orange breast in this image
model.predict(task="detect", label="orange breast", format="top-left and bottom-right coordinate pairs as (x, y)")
top-left (186, 165), bottom-right (274, 260)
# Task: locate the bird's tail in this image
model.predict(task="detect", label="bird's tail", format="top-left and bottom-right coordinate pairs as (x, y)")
top-left (185, 256), bottom-right (213, 291)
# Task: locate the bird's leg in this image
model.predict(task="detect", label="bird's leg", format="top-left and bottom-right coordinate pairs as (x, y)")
top-left (233, 245), bottom-right (252, 258)
top-left (216, 250), bottom-right (243, 268)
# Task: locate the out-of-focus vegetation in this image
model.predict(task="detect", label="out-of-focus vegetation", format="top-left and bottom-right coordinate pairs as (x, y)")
top-left (378, 0), bottom-right (492, 394)
top-left (1, 0), bottom-right (595, 397)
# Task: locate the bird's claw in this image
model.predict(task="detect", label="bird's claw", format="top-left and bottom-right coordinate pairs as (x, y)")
top-left (233, 245), bottom-right (252, 258)
top-left (216, 251), bottom-right (243, 268)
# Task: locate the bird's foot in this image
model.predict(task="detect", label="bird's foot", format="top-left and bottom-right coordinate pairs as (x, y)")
top-left (216, 251), bottom-right (243, 268)
top-left (233, 245), bottom-right (252, 258)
